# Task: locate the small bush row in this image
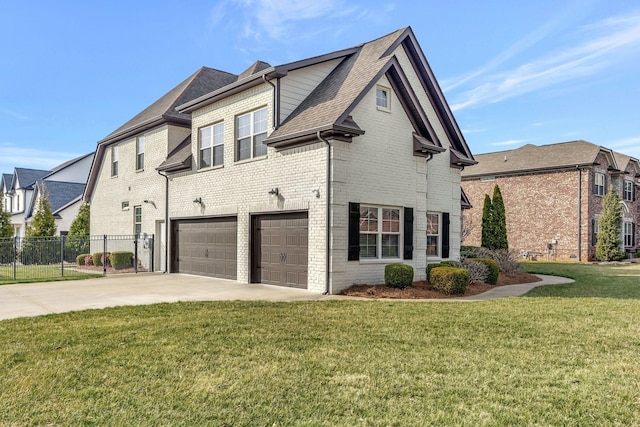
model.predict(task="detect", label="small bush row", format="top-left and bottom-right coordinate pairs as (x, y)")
top-left (430, 267), bottom-right (470, 295)
top-left (76, 252), bottom-right (134, 270)
top-left (384, 263), bottom-right (414, 289)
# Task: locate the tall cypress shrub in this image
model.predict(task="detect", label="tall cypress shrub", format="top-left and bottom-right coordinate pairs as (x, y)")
top-left (0, 196), bottom-right (12, 238)
top-left (481, 194), bottom-right (493, 249)
top-left (595, 188), bottom-right (624, 261)
top-left (491, 184), bottom-right (508, 250)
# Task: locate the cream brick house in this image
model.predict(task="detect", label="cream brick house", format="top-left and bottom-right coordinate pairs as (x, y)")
top-left (461, 141), bottom-right (639, 261)
top-left (85, 27), bottom-right (476, 293)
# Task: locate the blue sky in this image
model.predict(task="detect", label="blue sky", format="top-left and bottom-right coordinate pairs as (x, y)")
top-left (1, 0), bottom-right (639, 174)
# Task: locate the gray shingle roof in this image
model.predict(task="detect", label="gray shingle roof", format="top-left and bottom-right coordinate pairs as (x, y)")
top-left (33, 181), bottom-right (86, 215)
top-left (1, 174), bottom-right (12, 192)
top-left (15, 168), bottom-right (50, 190)
top-left (461, 140), bottom-right (606, 177)
top-left (157, 135), bottom-right (192, 172)
top-left (100, 67), bottom-right (238, 144)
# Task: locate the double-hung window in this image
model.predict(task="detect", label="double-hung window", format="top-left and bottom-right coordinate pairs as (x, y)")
top-left (359, 206), bottom-right (400, 259)
top-left (426, 213), bottom-right (440, 257)
top-left (376, 86), bottom-right (390, 110)
top-left (136, 137), bottom-right (145, 170)
top-left (624, 180), bottom-right (634, 201)
top-left (111, 146), bottom-right (119, 177)
top-left (624, 222), bottom-right (634, 247)
top-left (236, 108), bottom-right (268, 161)
top-left (199, 122), bottom-right (224, 168)
top-left (134, 205), bottom-right (142, 236)
top-left (594, 172), bottom-right (605, 196)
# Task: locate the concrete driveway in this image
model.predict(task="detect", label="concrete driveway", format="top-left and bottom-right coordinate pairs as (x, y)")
top-left (0, 273), bottom-right (573, 321)
top-left (0, 273), bottom-right (335, 321)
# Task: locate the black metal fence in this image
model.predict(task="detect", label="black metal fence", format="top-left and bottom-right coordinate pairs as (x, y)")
top-left (0, 235), bottom-right (154, 282)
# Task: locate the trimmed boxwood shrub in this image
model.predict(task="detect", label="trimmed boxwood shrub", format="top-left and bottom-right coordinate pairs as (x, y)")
top-left (92, 252), bottom-right (111, 267)
top-left (426, 261), bottom-right (460, 282)
top-left (430, 267), bottom-right (470, 295)
top-left (385, 263), bottom-right (414, 288)
top-left (469, 257), bottom-right (499, 285)
top-left (76, 253), bottom-right (91, 265)
top-left (110, 251), bottom-right (133, 270)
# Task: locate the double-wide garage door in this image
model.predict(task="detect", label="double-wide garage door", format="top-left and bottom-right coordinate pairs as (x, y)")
top-left (173, 217), bottom-right (237, 280)
top-left (253, 212), bottom-right (308, 289)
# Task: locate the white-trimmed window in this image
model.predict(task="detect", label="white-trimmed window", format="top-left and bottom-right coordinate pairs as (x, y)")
top-left (121, 201), bottom-right (130, 211)
top-left (359, 206), bottom-right (401, 259)
top-left (111, 146), bottom-right (119, 177)
top-left (376, 86), bottom-right (390, 110)
top-left (236, 108), bottom-right (267, 161)
top-left (427, 212), bottom-right (440, 257)
top-left (134, 205), bottom-right (142, 236)
top-left (624, 222), bottom-right (634, 247)
top-left (624, 180), bottom-right (634, 201)
top-left (136, 136), bottom-right (145, 170)
top-left (199, 122), bottom-right (224, 169)
top-left (594, 172), bottom-right (605, 196)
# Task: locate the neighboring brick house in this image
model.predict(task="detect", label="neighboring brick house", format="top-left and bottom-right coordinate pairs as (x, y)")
top-left (461, 141), bottom-right (639, 261)
top-left (1, 153), bottom-right (94, 237)
top-left (84, 27), bottom-right (476, 293)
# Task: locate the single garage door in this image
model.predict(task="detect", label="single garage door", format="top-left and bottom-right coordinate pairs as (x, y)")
top-left (173, 217), bottom-right (237, 279)
top-left (253, 212), bottom-right (308, 289)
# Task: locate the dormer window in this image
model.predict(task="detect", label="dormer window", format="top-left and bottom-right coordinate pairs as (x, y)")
top-left (376, 86), bottom-right (390, 111)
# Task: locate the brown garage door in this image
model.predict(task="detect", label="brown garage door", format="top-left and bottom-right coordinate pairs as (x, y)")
top-left (253, 212), bottom-right (308, 289)
top-left (173, 217), bottom-right (237, 279)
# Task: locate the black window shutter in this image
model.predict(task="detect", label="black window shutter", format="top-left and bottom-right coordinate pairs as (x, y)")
top-left (348, 202), bottom-right (360, 261)
top-left (442, 212), bottom-right (450, 259)
top-left (403, 207), bottom-right (413, 260)
top-left (592, 219), bottom-right (597, 246)
top-left (633, 223), bottom-right (636, 246)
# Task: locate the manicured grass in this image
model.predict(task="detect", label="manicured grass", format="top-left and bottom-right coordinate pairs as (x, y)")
top-left (525, 262), bottom-right (640, 298)
top-left (2, 293), bottom-right (640, 424)
top-left (0, 265), bottom-right (101, 285)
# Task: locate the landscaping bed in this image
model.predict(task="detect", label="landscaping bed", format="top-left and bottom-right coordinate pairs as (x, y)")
top-left (341, 271), bottom-right (541, 299)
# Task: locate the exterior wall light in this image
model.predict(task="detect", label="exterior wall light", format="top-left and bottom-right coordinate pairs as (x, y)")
top-left (193, 197), bottom-right (203, 205)
top-left (268, 188), bottom-right (279, 197)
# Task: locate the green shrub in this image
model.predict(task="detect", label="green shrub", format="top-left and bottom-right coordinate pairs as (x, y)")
top-left (427, 262), bottom-right (447, 282)
top-left (469, 257), bottom-right (499, 285)
top-left (76, 253), bottom-right (91, 265)
top-left (430, 267), bottom-right (470, 295)
top-left (92, 252), bottom-right (110, 267)
top-left (384, 263), bottom-right (414, 289)
top-left (461, 245), bottom-right (481, 259)
top-left (110, 251), bottom-right (133, 270)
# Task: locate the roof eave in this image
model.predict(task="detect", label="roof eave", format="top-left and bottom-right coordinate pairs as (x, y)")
top-left (462, 162), bottom-right (597, 179)
top-left (98, 115), bottom-right (190, 146)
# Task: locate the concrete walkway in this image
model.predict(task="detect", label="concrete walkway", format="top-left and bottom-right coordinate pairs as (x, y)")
top-left (0, 273), bottom-right (574, 321)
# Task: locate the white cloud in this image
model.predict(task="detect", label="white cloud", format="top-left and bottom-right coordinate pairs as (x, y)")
top-left (449, 10), bottom-right (640, 111)
top-left (0, 144), bottom-right (80, 172)
top-left (490, 139), bottom-right (528, 147)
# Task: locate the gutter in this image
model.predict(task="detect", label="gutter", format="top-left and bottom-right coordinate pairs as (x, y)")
top-left (317, 131), bottom-right (332, 295)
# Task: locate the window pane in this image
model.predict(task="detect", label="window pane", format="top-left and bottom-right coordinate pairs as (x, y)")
top-left (360, 207), bottom-right (378, 232)
top-left (427, 213), bottom-right (439, 235)
top-left (237, 114), bottom-right (251, 138)
top-left (254, 108), bottom-right (268, 133)
top-left (200, 127), bottom-right (212, 149)
top-left (200, 147), bottom-right (212, 168)
top-left (427, 236), bottom-right (439, 256)
top-left (376, 88), bottom-right (388, 108)
top-left (382, 208), bottom-right (400, 232)
top-left (253, 132), bottom-right (267, 157)
top-left (382, 234), bottom-right (399, 258)
top-left (213, 123), bottom-right (224, 145)
top-left (213, 145), bottom-right (224, 166)
top-left (237, 137), bottom-right (251, 161)
top-left (360, 234), bottom-right (377, 258)
top-left (137, 153), bottom-right (144, 170)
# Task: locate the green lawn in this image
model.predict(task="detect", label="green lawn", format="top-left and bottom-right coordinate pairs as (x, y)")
top-left (0, 264), bottom-right (101, 285)
top-left (1, 264), bottom-right (639, 425)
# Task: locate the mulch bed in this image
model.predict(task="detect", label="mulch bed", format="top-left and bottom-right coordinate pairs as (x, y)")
top-left (340, 271), bottom-right (542, 299)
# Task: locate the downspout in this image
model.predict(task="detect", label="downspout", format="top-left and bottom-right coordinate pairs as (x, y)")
top-left (262, 75), bottom-right (278, 129)
top-left (158, 170), bottom-right (169, 273)
top-left (317, 131), bottom-right (332, 295)
top-left (577, 166), bottom-right (582, 262)
top-left (425, 153), bottom-right (433, 263)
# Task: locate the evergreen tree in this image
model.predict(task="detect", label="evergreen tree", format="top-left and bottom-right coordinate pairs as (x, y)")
top-left (68, 203), bottom-right (90, 237)
top-left (26, 185), bottom-right (56, 237)
top-left (491, 184), bottom-right (509, 250)
top-left (0, 195), bottom-right (12, 238)
top-left (595, 188), bottom-right (624, 261)
top-left (480, 194), bottom-right (493, 248)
